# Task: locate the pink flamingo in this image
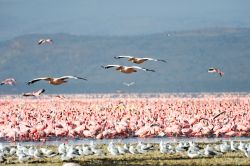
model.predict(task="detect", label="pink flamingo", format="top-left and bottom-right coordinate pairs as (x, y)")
top-left (208, 67), bottom-right (224, 77)
top-left (0, 78), bottom-right (16, 86)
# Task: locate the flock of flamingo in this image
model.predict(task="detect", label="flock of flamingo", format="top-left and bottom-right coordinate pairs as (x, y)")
top-left (0, 94), bottom-right (249, 142)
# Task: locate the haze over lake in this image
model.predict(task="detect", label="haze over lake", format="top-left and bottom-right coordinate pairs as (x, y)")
top-left (1, 0), bottom-right (250, 40)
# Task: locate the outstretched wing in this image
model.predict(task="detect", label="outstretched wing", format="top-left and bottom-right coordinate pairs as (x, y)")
top-left (131, 66), bottom-right (155, 72)
top-left (208, 68), bottom-right (216, 72)
top-left (114, 56), bottom-right (133, 59)
top-left (22, 92), bottom-right (33, 97)
top-left (142, 57), bottom-right (167, 63)
top-left (58, 76), bottom-right (87, 80)
top-left (27, 77), bottom-right (51, 85)
top-left (123, 82), bottom-right (135, 86)
top-left (36, 89), bottom-right (46, 94)
top-left (101, 65), bottom-right (121, 69)
top-left (46, 39), bottom-right (53, 43)
top-left (38, 39), bottom-right (44, 45)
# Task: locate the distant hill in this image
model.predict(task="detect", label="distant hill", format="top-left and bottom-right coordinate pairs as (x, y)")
top-left (0, 28), bottom-right (250, 94)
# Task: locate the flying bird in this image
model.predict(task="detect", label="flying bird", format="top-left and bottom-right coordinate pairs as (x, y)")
top-left (101, 65), bottom-right (155, 74)
top-left (38, 38), bottom-right (53, 45)
top-left (123, 82), bottom-right (135, 87)
top-left (27, 76), bottom-right (87, 85)
top-left (0, 78), bottom-right (16, 86)
top-left (114, 56), bottom-right (166, 64)
top-left (22, 89), bottom-right (45, 97)
top-left (208, 68), bottom-right (224, 77)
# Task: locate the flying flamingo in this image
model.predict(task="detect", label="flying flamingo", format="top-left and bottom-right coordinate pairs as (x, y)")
top-left (22, 89), bottom-right (45, 97)
top-left (208, 68), bottom-right (224, 77)
top-left (38, 38), bottom-right (53, 45)
top-left (0, 78), bottom-right (16, 86)
top-left (101, 65), bottom-right (155, 74)
top-left (114, 56), bottom-right (166, 64)
top-left (27, 76), bottom-right (87, 85)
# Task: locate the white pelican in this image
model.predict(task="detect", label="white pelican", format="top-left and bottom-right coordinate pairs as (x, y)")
top-left (22, 89), bottom-right (45, 97)
top-left (114, 55), bottom-right (166, 64)
top-left (27, 76), bottom-right (87, 85)
top-left (101, 65), bottom-right (155, 74)
top-left (208, 68), bottom-right (224, 77)
top-left (38, 38), bottom-right (53, 45)
top-left (0, 78), bottom-right (16, 86)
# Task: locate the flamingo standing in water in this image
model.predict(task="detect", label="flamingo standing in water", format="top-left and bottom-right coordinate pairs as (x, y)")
top-left (114, 56), bottom-right (166, 64)
top-left (27, 76), bottom-right (87, 85)
top-left (208, 68), bottom-right (224, 77)
top-left (101, 65), bottom-right (155, 74)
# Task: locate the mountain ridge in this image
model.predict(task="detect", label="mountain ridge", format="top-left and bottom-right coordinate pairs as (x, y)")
top-left (0, 28), bottom-right (250, 93)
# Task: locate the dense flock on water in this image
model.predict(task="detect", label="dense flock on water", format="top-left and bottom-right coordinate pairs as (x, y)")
top-left (0, 94), bottom-right (249, 142)
top-left (0, 140), bottom-right (250, 163)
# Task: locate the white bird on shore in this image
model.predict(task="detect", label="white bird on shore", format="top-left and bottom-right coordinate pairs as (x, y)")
top-left (9, 147), bottom-right (17, 156)
top-left (187, 149), bottom-right (201, 158)
top-left (117, 146), bottom-right (126, 155)
top-left (60, 153), bottom-right (72, 161)
top-left (243, 149), bottom-right (250, 157)
top-left (18, 153), bottom-right (30, 162)
top-left (28, 146), bottom-right (36, 156)
top-left (204, 145), bottom-right (222, 157)
top-left (175, 142), bottom-right (188, 153)
top-left (63, 163), bottom-right (81, 166)
top-left (238, 141), bottom-right (247, 152)
top-left (41, 148), bottom-right (57, 157)
top-left (82, 145), bottom-right (94, 156)
top-left (230, 141), bottom-right (239, 151)
top-left (34, 149), bottom-right (44, 159)
top-left (58, 143), bottom-right (67, 154)
top-left (219, 142), bottom-right (231, 153)
top-left (108, 142), bottom-right (119, 156)
top-left (129, 145), bottom-right (137, 154)
top-left (123, 144), bottom-right (129, 152)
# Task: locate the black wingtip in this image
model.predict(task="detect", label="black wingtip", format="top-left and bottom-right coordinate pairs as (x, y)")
top-left (101, 65), bottom-right (106, 69)
top-left (76, 76), bottom-right (87, 81)
top-left (145, 69), bottom-right (155, 72)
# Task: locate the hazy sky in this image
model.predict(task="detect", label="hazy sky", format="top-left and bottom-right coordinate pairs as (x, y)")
top-left (1, 0), bottom-right (250, 41)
